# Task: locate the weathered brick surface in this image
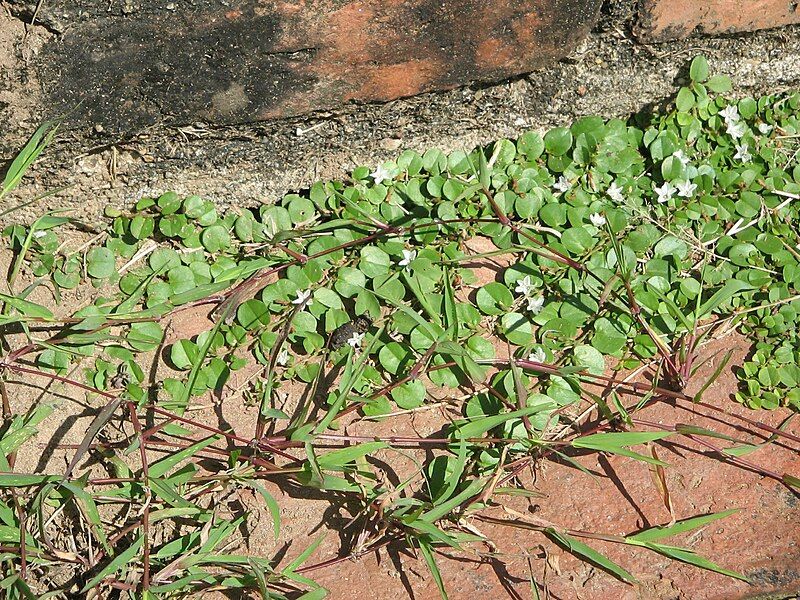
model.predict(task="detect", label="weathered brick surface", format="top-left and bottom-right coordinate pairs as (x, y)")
top-left (636, 0), bottom-right (800, 41)
top-left (9, 0), bottom-right (601, 133)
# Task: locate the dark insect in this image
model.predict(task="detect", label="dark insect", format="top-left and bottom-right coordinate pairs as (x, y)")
top-left (330, 315), bottom-right (372, 350)
top-left (109, 365), bottom-right (131, 389)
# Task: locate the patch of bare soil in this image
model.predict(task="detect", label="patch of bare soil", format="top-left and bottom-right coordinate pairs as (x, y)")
top-left (307, 336), bottom-right (800, 600)
top-left (3, 238), bottom-right (798, 599)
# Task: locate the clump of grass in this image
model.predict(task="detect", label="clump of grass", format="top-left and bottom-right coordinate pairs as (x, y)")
top-left (0, 56), bottom-right (798, 598)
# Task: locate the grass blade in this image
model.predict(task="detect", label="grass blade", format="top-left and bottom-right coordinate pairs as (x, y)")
top-left (545, 528), bottom-right (636, 583)
top-left (316, 441), bottom-right (387, 470)
top-left (1, 121), bottom-right (59, 201)
top-left (148, 436), bottom-right (219, 478)
top-left (80, 535), bottom-right (144, 592)
top-left (627, 509), bottom-right (738, 542)
top-left (455, 405), bottom-right (556, 439)
top-left (418, 537), bottom-right (448, 600)
top-left (636, 541), bottom-right (747, 581)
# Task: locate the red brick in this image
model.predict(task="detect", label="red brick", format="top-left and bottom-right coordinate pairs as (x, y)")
top-left (636, 0), bottom-right (800, 41)
top-left (10, 0), bottom-right (602, 133)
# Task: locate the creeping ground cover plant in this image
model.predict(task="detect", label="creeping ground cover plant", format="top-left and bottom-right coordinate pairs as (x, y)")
top-left (0, 56), bottom-right (799, 598)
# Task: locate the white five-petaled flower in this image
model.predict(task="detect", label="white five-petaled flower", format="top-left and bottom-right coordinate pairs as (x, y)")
top-left (606, 181), bottom-right (624, 202)
top-left (398, 248), bottom-right (416, 269)
top-left (370, 164), bottom-right (394, 186)
top-left (276, 347), bottom-right (289, 366)
top-left (514, 275), bottom-right (545, 314)
top-left (589, 212), bottom-right (606, 227)
top-left (347, 331), bottom-right (365, 349)
top-left (552, 175), bottom-right (571, 193)
top-left (514, 275), bottom-right (535, 297)
top-left (526, 295), bottom-right (545, 314)
top-left (672, 150), bottom-right (691, 167)
top-left (292, 288), bottom-right (313, 306)
top-left (528, 347), bottom-right (546, 363)
top-left (653, 182), bottom-right (677, 204)
top-left (719, 105), bottom-right (740, 124)
top-left (726, 120), bottom-right (747, 139)
top-left (757, 123), bottom-right (773, 135)
top-left (734, 143), bottom-right (752, 162)
top-left (676, 180), bottom-right (697, 198)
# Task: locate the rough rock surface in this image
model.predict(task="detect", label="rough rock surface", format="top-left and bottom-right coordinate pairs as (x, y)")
top-left (4, 0), bottom-right (602, 134)
top-left (636, 0), bottom-right (800, 41)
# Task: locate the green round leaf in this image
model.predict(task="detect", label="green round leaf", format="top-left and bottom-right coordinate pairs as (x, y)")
top-left (170, 339), bottom-right (198, 370)
top-left (359, 246), bottom-right (391, 278)
top-left (573, 344), bottom-right (605, 376)
top-left (288, 197), bottom-right (316, 224)
top-left (689, 55), bottom-right (709, 83)
top-left (544, 127), bottom-right (573, 156)
top-left (379, 342), bottom-right (412, 375)
top-left (128, 322), bottom-right (164, 352)
top-left (201, 225), bottom-right (231, 253)
top-left (237, 299), bottom-right (270, 330)
top-left (501, 312), bottom-right (532, 345)
top-left (86, 247), bottom-right (116, 279)
top-left (591, 318), bottom-right (627, 355)
top-left (149, 248), bottom-right (181, 273)
top-left (391, 380), bottom-right (426, 409)
top-left (476, 282), bottom-right (514, 315)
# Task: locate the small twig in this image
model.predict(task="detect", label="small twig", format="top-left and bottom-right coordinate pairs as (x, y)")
top-left (126, 401), bottom-right (151, 591)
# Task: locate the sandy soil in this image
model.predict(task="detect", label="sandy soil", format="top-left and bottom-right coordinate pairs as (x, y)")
top-left (1, 7), bottom-right (799, 599)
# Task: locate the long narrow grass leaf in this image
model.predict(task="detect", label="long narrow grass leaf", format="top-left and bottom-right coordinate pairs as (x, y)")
top-left (80, 535), bottom-right (143, 592)
top-left (418, 537), bottom-right (448, 600)
top-left (545, 528), bottom-right (636, 583)
top-left (627, 509), bottom-right (738, 542)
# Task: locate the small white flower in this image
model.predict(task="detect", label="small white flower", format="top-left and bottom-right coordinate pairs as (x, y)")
top-left (514, 275), bottom-right (535, 297)
top-left (528, 347), bottom-right (546, 363)
top-left (398, 248), bottom-right (416, 269)
top-left (347, 331), bottom-right (365, 349)
top-left (606, 181), bottom-right (625, 202)
top-left (734, 143), bottom-right (752, 162)
top-left (589, 212), bottom-right (606, 227)
top-left (370, 164), bottom-right (394, 186)
top-left (675, 180), bottom-right (697, 198)
top-left (757, 122), bottom-right (773, 135)
top-left (276, 347), bottom-right (289, 366)
top-left (526, 295), bottom-right (545, 314)
top-left (653, 182), bottom-right (677, 204)
top-left (726, 120), bottom-right (747, 139)
top-left (719, 105), bottom-right (740, 124)
top-left (552, 175), bottom-right (571, 193)
top-left (672, 150), bottom-right (691, 167)
top-left (292, 289), bottom-right (313, 306)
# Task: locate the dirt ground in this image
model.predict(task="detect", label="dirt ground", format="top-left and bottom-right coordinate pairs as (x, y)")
top-left (1, 6), bottom-right (800, 600)
top-left (2, 237), bottom-right (798, 599)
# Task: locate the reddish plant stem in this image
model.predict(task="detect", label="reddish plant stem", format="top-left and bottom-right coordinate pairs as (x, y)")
top-left (474, 514), bottom-right (626, 544)
top-left (0, 545), bottom-right (85, 564)
top-left (1, 363), bottom-right (118, 399)
top-left (0, 375), bottom-right (27, 579)
top-left (126, 402), bottom-right (151, 591)
top-left (679, 398), bottom-right (800, 445)
top-left (631, 417), bottom-right (789, 483)
top-left (295, 536), bottom-right (396, 574)
top-left (262, 432), bottom-right (524, 448)
top-left (145, 405), bottom-right (299, 463)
